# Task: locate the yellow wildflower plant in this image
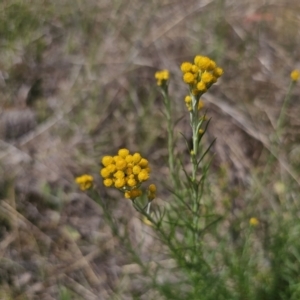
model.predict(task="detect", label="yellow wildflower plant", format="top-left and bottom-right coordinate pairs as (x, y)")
top-left (75, 174), bottom-right (94, 191)
top-left (100, 148), bottom-right (151, 200)
top-left (290, 69), bottom-right (300, 82)
top-left (155, 69), bottom-right (170, 86)
top-left (180, 55), bottom-right (223, 171)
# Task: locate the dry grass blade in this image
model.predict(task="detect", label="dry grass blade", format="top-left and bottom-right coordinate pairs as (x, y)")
top-left (0, 232), bottom-right (16, 257)
top-left (0, 200), bottom-right (53, 246)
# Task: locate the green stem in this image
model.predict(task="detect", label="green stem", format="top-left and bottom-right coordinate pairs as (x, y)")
top-left (261, 81), bottom-right (295, 185)
top-left (190, 94), bottom-right (202, 249)
top-left (161, 88), bottom-right (176, 186)
top-left (190, 94), bottom-right (200, 181)
top-left (276, 81), bottom-right (294, 135)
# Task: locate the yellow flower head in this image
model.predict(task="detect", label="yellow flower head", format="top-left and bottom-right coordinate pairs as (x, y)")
top-left (180, 62), bottom-right (193, 73)
top-left (184, 95), bottom-right (192, 111)
top-left (125, 154), bottom-right (133, 163)
top-left (133, 165), bottom-right (142, 174)
top-left (75, 174), bottom-right (94, 191)
top-left (194, 56), bottom-right (211, 71)
top-left (138, 169), bottom-right (149, 181)
top-left (198, 99), bottom-right (204, 110)
top-left (127, 178), bottom-right (137, 187)
top-left (139, 158), bottom-right (148, 168)
top-left (147, 184), bottom-right (157, 201)
top-left (114, 178), bottom-right (126, 189)
top-left (100, 168), bottom-right (110, 178)
top-left (114, 170), bottom-right (125, 179)
top-left (103, 178), bottom-right (113, 187)
top-left (148, 184), bottom-right (156, 193)
top-left (125, 167), bottom-right (133, 175)
top-left (132, 153), bottom-right (142, 164)
top-left (191, 64), bottom-right (199, 73)
top-left (185, 95), bottom-right (192, 104)
top-left (207, 60), bottom-right (216, 71)
top-left (102, 156), bottom-right (114, 167)
top-left (155, 69), bottom-right (170, 86)
top-left (197, 81), bottom-right (207, 92)
top-left (183, 72), bottom-right (195, 84)
top-left (125, 188), bottom-right (142, 200)
top-left (115, 158), bottom-right (127, 170)
top-left (118, 148), bottom-right (130, 158)
top-left (249, 217), bottom-right (259, 227)
top-left (290, 69), bottom-right (300, 82)
top-left (106, 164), bottom-right (116, 173)
top-left (214, 67), bottom-right (224, 78)
top-left (201, 72), bottom-right (214, 85)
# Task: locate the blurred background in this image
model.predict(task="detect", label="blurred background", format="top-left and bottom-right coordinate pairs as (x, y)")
top-left (0, 0), bottom-right (300, 299)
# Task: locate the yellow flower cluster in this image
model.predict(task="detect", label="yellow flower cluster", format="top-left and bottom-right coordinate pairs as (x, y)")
top-left (155, 69), bottom-right (170, 86)
top-left (181, 55), bottom-right (223, 94)
top-left (100, 148), bottom-right (152, 200)
top-left (290, 69), bottom-right (300, 82)
top-left (75, 174), bottom-right (94, 191)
